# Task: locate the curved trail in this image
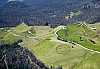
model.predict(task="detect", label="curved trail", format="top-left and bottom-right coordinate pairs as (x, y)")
top-left (54, 26), bottom-right (100, 54)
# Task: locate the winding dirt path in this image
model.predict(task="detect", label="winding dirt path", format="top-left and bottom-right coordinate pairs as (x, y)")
top-left (54, 26), bottom-right (100, 54)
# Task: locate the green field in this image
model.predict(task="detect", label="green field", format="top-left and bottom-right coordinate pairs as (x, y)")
top-left (0, 23), bottom-right (100, 69)
top-left (57, 23), bottom-right (100, 52)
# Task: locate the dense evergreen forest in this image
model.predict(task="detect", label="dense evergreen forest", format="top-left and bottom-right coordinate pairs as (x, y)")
top-left (0, 0), bottom-right (100, 27)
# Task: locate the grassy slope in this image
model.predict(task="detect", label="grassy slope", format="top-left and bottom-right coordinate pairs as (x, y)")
top-left (74, 53), bottom-right (100, 69)
top-left (23, 36), bottom-right (91, 69)
top-left (0, 23), bottom-right (36, 44)
top-left (15, 23), bottom-right (30, 33)
top-left (0, 24), bottom-right (100, 69)
top-left (57, 23), bottom-right (100, 52)
top-left (22, 25), bottom-right (100, 69)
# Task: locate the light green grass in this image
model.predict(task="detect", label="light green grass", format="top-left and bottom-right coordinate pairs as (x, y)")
top-left (15, 23), bottom-right (30, 33)
top-left (21, 25), bottom-right (100, 69)
top-left (2, 32), bottom-right (21, 44)
top-left (57, 23), bottom-right (100, 52)
top-left (74, 53), bottom-right (100, 69)
top-left (0, 24), bottom-right (100, 69)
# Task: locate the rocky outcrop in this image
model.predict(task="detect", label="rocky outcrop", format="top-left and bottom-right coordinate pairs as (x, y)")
top-left (0, 40), bottom-right (49, 69)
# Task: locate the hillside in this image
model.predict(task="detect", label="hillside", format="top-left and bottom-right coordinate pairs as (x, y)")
top-left (56, 23), bottom-right (100, 52)
top-left (0, 23), bottom-right (100, 69)
top-left (0, 0), bottom-right (100, 27)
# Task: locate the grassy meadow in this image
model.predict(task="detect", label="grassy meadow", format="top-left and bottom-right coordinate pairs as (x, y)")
top-left (0, 23), bottom-right (100, 69)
